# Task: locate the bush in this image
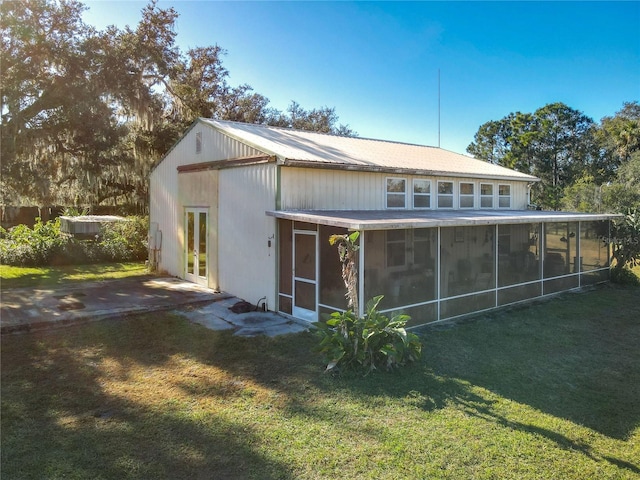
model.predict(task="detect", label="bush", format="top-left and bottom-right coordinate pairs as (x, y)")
top-left (610, 266), bottom-right (640, 286)
top-left (315, 295), bottom-right (422, 374)
top-left (0, 216), bottom-right (148, 266)
top-left (610, 208), bottom-right (640, 272)
top-left (0, 218), bottom-right (65, 266)
top-left (97, 216), bottom-right (148, 262)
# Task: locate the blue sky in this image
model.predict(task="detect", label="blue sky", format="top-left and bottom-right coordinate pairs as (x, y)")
top-left (83, 1), bottom-right (640, 155)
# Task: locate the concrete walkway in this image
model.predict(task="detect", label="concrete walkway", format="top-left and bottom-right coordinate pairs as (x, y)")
top-left (0, 276), bottom-right (309, 337)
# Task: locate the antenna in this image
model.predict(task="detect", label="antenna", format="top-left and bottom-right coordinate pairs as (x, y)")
top-left (438, 68), bottom-right (441, 148)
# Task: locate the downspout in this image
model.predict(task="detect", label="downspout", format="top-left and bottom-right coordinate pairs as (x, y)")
top-left (274, 162), bottom-right (282, 312)
top-left (275, 161), bottom-right (282, 210)
top-left (527, 182), bottom-right (535, 209)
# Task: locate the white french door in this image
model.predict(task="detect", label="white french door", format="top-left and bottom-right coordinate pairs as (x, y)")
top-left (292, 230), bottom-right (318, 322)
top-left (185, 208), bottom-right (208, 286)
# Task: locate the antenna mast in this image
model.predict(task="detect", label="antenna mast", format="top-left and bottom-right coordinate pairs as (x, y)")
top-left (438, 68), bottom-right (441, 148)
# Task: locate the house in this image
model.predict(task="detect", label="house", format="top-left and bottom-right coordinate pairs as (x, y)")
top-left (149, 119), bottom-right (615, 327)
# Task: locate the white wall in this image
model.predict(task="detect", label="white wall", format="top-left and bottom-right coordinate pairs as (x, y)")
top-left (280, 167), bottom-right (531, 210)
top-left (218, 163), bottom-right (278, 308)
top-left (178, 170), bottom-right (219, 289)
top-left (150, 122), bottom-right (265, 282)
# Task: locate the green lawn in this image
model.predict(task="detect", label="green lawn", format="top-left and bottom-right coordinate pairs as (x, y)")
top-left (0, 262), bottom-right (148, 289)
top-left (2, 284), bottom-right (639, 479)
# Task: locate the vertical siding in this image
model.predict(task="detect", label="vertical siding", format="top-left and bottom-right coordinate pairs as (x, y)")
top-left (149, 123), bottom-right (265, 280)
top-left (178, 170), bottom-right (219, 289)
top-left (280, 167), bottom-right (531, 210)
top-left (218, 163), bottom-right (278, 308)
top-left (511, 182), bottom-right (528, 209)
top-left (281, 168), bottom-right (386, 210)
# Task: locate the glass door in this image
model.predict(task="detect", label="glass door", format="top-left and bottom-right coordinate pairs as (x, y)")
top-left (293, 230), bottom-right (317, 322)
top-left (185, 208), bottom-right (208, 286)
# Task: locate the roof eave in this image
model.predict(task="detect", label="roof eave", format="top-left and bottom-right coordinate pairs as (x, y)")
top-left (280, 158), bottom-right (540, 182)
top-left (266, 209), bottom-right (619, 231)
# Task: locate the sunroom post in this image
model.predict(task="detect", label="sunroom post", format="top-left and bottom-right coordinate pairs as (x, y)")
top-left (494, 224), bottom-right (499, 307)
top-left (577, 222), bottom-right (582, 287)
top-left (437, 226), bottom-right (441, 321)
top-left (541, 222), bottom-right (546, 296)
top-left (358, 230), bottom-right (365, 318)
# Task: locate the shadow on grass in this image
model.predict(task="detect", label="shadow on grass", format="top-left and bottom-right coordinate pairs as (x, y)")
top-left (2, 285), bottom-right (638, 478)
top-left (416, 286), bottom-right (640, 441)
top-left (1, 317), bottom-right (297, 480)
top-left (327, 286), bottom-right (640, 474)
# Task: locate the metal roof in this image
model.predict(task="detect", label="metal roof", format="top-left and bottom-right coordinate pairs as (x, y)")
top-left (200, 119), bottom-right (539, 182)
top-left (266, 209), bottom-right (618, 231)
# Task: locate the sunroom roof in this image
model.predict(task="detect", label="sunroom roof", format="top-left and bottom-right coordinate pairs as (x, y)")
top-left (266, 209), bottom-right (618, 231)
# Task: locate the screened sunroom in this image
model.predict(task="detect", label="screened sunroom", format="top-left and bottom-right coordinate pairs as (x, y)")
top-left (270, 210), bottom-right (614, 328)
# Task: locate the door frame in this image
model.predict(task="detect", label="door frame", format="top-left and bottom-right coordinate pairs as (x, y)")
top-left (292, 229), bottom-right (318, 322)
top-left (184, 207), bottom-right (209, 286)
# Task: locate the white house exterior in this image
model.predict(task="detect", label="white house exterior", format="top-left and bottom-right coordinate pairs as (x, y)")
top-left (150, 119), bottom-right (615, 327)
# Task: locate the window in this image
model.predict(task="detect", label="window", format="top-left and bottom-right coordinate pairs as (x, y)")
top-left (195, 131), bottom-right (202, 154)
top-left (459, 182), bottom-right (475, 208)
top-left (480, 183), bottom-right (494, 208)
top-left (498, 184), bottom-right (511, 208)
top-left (413, 179), bottom-right (431, 209)
top-left (413, 228), bottom-right (434, 267)
top-left (386, 229), bottom-right (406, 267)
top-left (437, 181), bottom-right (454, 208)
top-left (386, 178), bottom-right (406, 209)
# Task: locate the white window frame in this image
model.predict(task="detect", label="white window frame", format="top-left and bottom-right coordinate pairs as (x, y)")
top-left (480, 183), bottom-right (494, 209)
top-left (498, 184), bottom-right (511, 208)
top-left (386, 177), bottom-right (407, 209)
top-left (437, 181), bottom-right (454, 209)
top-left (413, 179), bottom-right (432, 209)
top-left (459, 182), bottom-right (475, 209)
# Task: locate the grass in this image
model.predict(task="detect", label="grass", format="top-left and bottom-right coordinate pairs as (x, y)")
top-left (0, 262), bottom-right (148, 289)
top-left (2, 283), bottom-right (639, 479)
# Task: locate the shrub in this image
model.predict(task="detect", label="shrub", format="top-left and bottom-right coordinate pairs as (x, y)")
top-left (610, 266), bottom-right (640, 286)
top-left (0, 216), bottom-right (148, 266)
top-left (315, 295), bottom-right (422, 374)
top-left (0, 218), bottom-right (65, 266)
top-left (610, 208), bottom-right (640, 273)
top-left (97, 216), bottom-right (148, 262)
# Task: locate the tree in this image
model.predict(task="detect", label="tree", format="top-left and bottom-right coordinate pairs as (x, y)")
top-left (609, 209), bottom-right (640, 274)
top-left (265, 101), bottom-right (356, 136)
top-left (0, 0), bottom-right (180, 208)
top-left (1, 0), bottom-right (356, 210)
top-left (561, 175), bottom-right (600, 212)
top-left (560, 102), bottom-right (640, 214)
top-left (598, 101), bottom-right (640, 165)
top-left (531, 103), bottom-right (597, 208)
top-left (1, 0), bottom-right (115, 204)
top-left (328, 231), bottom-right (360, 314)
top-left (467, 112), bottom-right (536, 172)
top-left (468, 103), bottom-right (597, 209)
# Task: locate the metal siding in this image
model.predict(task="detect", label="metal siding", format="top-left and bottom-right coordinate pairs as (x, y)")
top-left (218, 163), bottom-right (278, 308)
top-left (281, 168), bottom-right (385, 210)
top-left (279, 167), bottom-right (530, 211)
top-left (149, 124), bottom-right (265, 280)
top-left (178, 170), bottom-right (219, 289)
top-left (512, 182), bottom-right (528, 209)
